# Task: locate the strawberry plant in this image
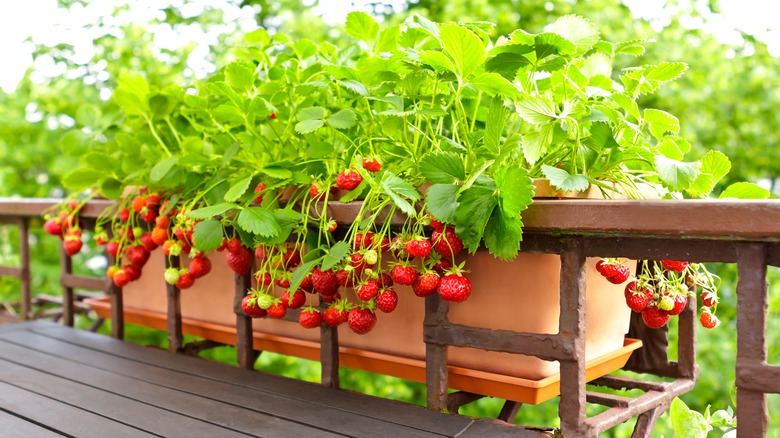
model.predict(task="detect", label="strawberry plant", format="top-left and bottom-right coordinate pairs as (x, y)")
top-left (49, 13), bottom-right (768, 334)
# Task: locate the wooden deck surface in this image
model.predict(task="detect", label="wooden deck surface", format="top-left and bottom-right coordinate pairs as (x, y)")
top-left (0, 321), bottom-right (548, 437)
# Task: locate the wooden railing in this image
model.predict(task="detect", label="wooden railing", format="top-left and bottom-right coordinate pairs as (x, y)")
top-left (1, 197), bottom-right (779, 437)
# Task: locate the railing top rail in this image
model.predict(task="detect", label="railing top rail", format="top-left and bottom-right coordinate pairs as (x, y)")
top-left (2, 197), bottom-right (780, 240)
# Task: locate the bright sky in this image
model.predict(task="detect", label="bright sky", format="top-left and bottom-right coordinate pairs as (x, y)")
top-left (0, 0), bottom-right (779, 93)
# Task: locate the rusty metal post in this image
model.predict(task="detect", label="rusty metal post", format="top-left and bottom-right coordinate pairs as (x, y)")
top-left (166, 255), bottom-right (183, 353)
top-left (17, 218), bottom-right (32, 320)
top-left (424, 293), bottom-right (450, 411)
top-left (319, 300), bottom-right (340, 388)
top-left (58, 243), bottom-right (75, 327)
top-left (558, 238), bottom-right (590, 437)
top-left (736, 243), bottom-right (769, 437)
top-left (676, 296), bottom-right (697, 380)
top-left (234, 271), bottom-right (256, 369)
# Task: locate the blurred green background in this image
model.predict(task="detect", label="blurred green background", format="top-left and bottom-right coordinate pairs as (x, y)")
top-left (1, 0), bottom-right (779, 436)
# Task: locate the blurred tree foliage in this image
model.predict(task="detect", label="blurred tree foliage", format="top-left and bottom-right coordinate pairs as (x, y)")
top-left (2, 0), bottom-right (779, 436)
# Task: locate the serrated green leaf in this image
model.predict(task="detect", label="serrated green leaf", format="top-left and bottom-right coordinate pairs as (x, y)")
top-left (225, 62), bottom-right (255, 93)
top-left (381, 171), bottom-right (421, 216)
top-left (338, 79), bottom-right (368, 96)
top-left (326, 108), bottom-right (357, 129)
top-left (541, 165), bottom-right (590, 192)
top-left (322, 241), bottom-right (350, 271)
top-left (294, 38), bottom-right (318, 59)
top-left (516, 96), bottom-right (557, 124)
top-left (719, 182), bottom-right (770, 199)
top-left (646, 62), bottom-right (688, 82)
top-left (439, 23), bottom-right (485, 79)
top-left (261, 166), bottom-right (293, 179)
top-left (495, 166), bottom-right (535, 214)
top-left (295, 119), bottom-right (325, 134)
top-left (611, 93), bottom-right (640, 120)
top-left (522, 123), bottom-right (555, 165)
top-left (150, 156), bottom-right (177, 182)
top-left (469, 72), bottom-right (521, 99)
top-left (62, 169), bottom-right (103, 191)
top-left (298, 106), bottom-right (327, 121)
top-left (113, 88), bottom-right (149, 116)
top-left (339, 179), bottom-right (368, 203)
top-left (654, 155), bottom-right (702, 192)
top-left (454, 185), bottom-right (497, 253)
top-left (187, 203), bottom-right (238, 220)
top-left (376, 25), bottom-right (400, 52)
top-left (657, 137), bottom-right (684, 160)
top-left (237, 207), bottom-right (281, 237)
top-left (290, 260), bottom-right (319, 292)
top-left (700, 150), bottom-right (731, 186)
top-left (484, 209), bottom-right (523, 261)
top-left (212, 105), bottom-right (244, 125)
top-left (345, 11), bottom-right (379, 43)
top-left (99, 178), bottom-right (123, 200)
top-left (485, 98), bottom-right (508, 154)
top-left (425, 184), bottom-right (460, 223)
top-left (485, 52), bottom-right (532, 78)
top-left (192, 220), bottom-right (224, 251)
top-left (224, 176), bottom-right (252, 202)
top-left (589, 122), bottom-right (620, 150)
top-left (207, 81), bottom-right (245, 111)
top-left (534, 32), bottom-right (576, 59)
top-left (419, 151), bottom-right (466, 184)
top-left (644, 108), bottom-right (680, 140)
top-left (419, 50), bottom-right (456, 73)
top-left (670, 398), bottom-right (711, 438)
top-left (245, 28), bottom-right (270, 45)
top-left (548, 15), bottom-right (600, 55)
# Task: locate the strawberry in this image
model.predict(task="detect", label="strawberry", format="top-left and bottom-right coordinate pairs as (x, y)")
top-left (431, 227), bottom-right (463, 258)
top-left (126, 245), bottom-right (150, 268)
top-left (701, 290), bottom-right (719, 308)
top-left (113, 269), bottom-right (131, 287)
top-left (281, 247), bottom-right (301, 268)
top-left (123, 265), bottom-right (142, 281)
top-left (377, 272), bottom-right (394, 288)
top-left (255, 271), bottom-right (272, 287)
top-left (163, 240), bottom-right (181, 256)
top-left (253, 183), bottom-right (267, 204)
top-left (106, 266), bottom-right (118, 280)
top-left (298, 308), bottom-right (322, 328)
top-left (225, 245), bottom-right (253, 275)
top-left (140, 233), bottom-right (158, 252)
top-left (189, 256), bottom-right (212, 279)
top-left (241, 295), bottom-right (267, 318)
top-left (348, 307), bottom-right (377, 335)
top-left (299, 274), bottom-right (314, 292)
top-left (405, 237), bottom-right (432, 259)
top-left (596, 260), bottom-right (630, 284)
top-left (151, 227), bottom-right (168, 246)
top-left (144, 194), bottom-right (162, 208)
top-left (326, 221), bottom-right (338, 233)
top-left (107, 241), bottom-right (119, 258)
top-left (700, 309), bottom-right (720, 329)
top-left (164, 268), bottom-right (181, 285)
top-left (413, 271), bottom-right (441, 297)
top-left (667, 294), bottom-right (688, 316)
top-left (323, 307), bottom-right (349, 326)
top-left (282, 290), bottom-right (306, 309)
top-left (226, 238), bottom-right (243, 253)
top-left (311, 268), bottom-right (339, 297)
top-left (361, 157), bottom-right (382, 172)
top-left (624, 281), bottom-right (654, 312)
top-left (391, 263), bottom-right (418, 286)
top-left (429, 217), bottom-right (444, 231)
top-left (267, 302), bottom-right (287, 319)
top-left (375, 289), bottom-right (398, 313)
top-left (140, 208), bottom-right (157, 223)
top-left (67, 200), bottom-right (79, 211)
top-left (275, 275), bottom-right (291, 288)
top-left (255, 245), bottom-right (270, 263)
top-left (428, 253), bottom-right (452, 272)
top-left (63, 234), bottom-right (83, 256)
top-left (155, 215), bottom-right (170, 229)
top-left (662, 260), bottom-right (689, 273)
top-left (641, 305), bottom-right (670, 329)
top-left (336, 169), bottom-right (363, 191)
top-left (353, 232), bottom-right (374, 250)
top-left (269, 112), bottom-right (277, 120)
top-left (131, 195), bottom-right (145, 213)
top-left (438, 270), bottom-right (472, 302)
top-left (176, 273), bottom-right (194, 289)
top-left (350, 253), bottom-right (368, 273)
top-left (43, 218), bottom-right (62, 236)
top-left (357, 279), bottom-right (380, 301)
top-left (120, 208), bottom-right (131, 222)
top-left (256, 293), bottom-right (274, 309)
top-left (374, 235), bottom-right (391, 253)
top-left (320, 292), bottom-right (342, 304)
top-left (335, 268), bottom-right (358, 288)
top-left (309, 183), bottom-right (322, 199)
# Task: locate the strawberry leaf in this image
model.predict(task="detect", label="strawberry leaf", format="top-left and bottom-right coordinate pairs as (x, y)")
top-left (454, 185), bottom-right (497, 253)
top-left (224, 176), bottom-right (252, 202)
top-left (326, 108), bottom-right (357, 129)
top-left (425, 183), bottom-right (460, 223)
top-left (322, 241), bottom-right (350, 271)
top-left (381, 171), bottom-right (421, 216)
top-left (522, 123), bottom-right (555, 164)
top-left (225, 61), bottom-right (255, 93)
top-left (237, 207), bottom-right (281, 237)
top-left (484, 209), bottom-right (523, 261)
top-left (719, 182), bottom-right (770, 199)
top-left (420, 151), bottom-right (466, 184)
top-left (290, 260), bottom-right (319, 293)
top-left (654, 155), bottom-right (702, 192)
top-left (192, 220), bottom-right (224, 251)
top-left (439, 23), bottom-right (485, 79)
top-left (187, 203), bottom-right (238, 220)
top-left (541, 165), bottom-right (590, 192)
top-left (495, 166), bottom-right (534, 215)
top-left (345, 11), bottom-right (379, 44)
top-left (150, 156), bottom-right (177, 182)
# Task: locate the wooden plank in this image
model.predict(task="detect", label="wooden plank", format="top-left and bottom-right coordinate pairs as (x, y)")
top-left (0, 408), bottom-right (63, 438)
top-left (457, 420), bottom-right (551, 438)
top-left (2, 330), bottom-right (445, 438)
top-left (0, 381), bottom-right (154, 438)
top-left (34, 323), bottom-right (475, 436)
top-left (0, 358), bottom-right (255, 437)
top-left (0, 339), bottom-right (336, 438)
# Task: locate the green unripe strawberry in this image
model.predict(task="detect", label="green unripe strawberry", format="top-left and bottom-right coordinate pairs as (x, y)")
top-left (164, 268), bottom-right (181, 285)
top-left (256, 293), bottom-right (274, 310)
top-left (659, 295), bottom-right (675, 312)
top-left (363, 249), bottom-right (378, 266)
top-left (168, 242), bottom-right (182, 256)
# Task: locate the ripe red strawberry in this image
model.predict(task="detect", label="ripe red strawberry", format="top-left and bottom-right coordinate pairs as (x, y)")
top-left (113, 269), bottom-right (130, 287)
top-left (107, 241), bottom-right (119, 258)
top-left (275, 276), bottom-right (291, 288)
top-left (225, 245), bottom-right (253, 275)
top-left (348, 308), bottom-right (377, 335)
top-left (429, 217), bottom-right (444, 231)
top-left (151, 227), bottom-right (168, 246)
top-left (281, 247), bottom-right (301, 268)
top-left (597, 260), bottom-right (630, 284)
top-left (176, 273), bottom-right (194, 289)
top-left (155, 216), bottom-right (170, 229)
top-left (144, 194), bottom-right (161, 207)
top-left (405, 237), bottom-right (432, 259)
top-left (624, 281), bottom-right (654, 312)
top-left (123, 264), bottom-right (142, 281)
top-left (140, 208), bottom-right (157, 223)
top-left (267, 302), bottom-right (287, 319)
top-left (375, 289), bottom-right (398, 313)
top-left (701, 290), bottom-right (719, 308)
top-left (119, 208), bottom-right (131, 222)
top-left (700, 310), bottom-right (720, 329)
top-left (431, 227), bottom-right (463, 258)
top-left (361, 157), bottom-right (382, 172)
top-left (253, 183), bottom-right (266, 204)
top-left (94, 233), bottom-right (108, 245)
top-left (438, 271), bottom-right (472, 302)
top-left (320, 292), bottom-right (342, 304)
top-left (226, 238), bottom-right (243, 253)
top-left (391, 263), bottom-right (417, 286)
top-left (641, 306), bottom-right (670, 329)
top-left (241, 295), bottom-right (267, 318)
top-left (299, 274), bottom-right (314, 292)
top-left (323, 307), bottom-right (349, 326)
top-left (377, 272), bottom-right (394, 288)
top-left (269, 112), bottom-right (277, 120)
top-left (336, 169), bottom-right (363, 191)
top-left (357, 279), bottom-right (380, 301)
top-left (662, 260), bottom-right (689, 273)
top-left (335, 268), bottom-right (358, 288)
top-left (67, 199), bottom-right (79, 211)
top-left (189, 256), bottom-right (212, 279)
top-left (667, 294), bottom-right (688, 316)
top-left (326, 221), bottom-right (338, 233)
top-left (255, 245), bottom-right (270, 262)
top-left (311, 268), bottom-right (339, 297)
top-left (298, 308), bottom-right (322, 328)
top-left (63, 235), bottom-right (83, 256)
top-left (131, 195), bottom-right (145, 213)
top-left (255, 271), bottom-right (272, 287)
top-left (412, 271), bottom-right (441, 297)
top-left (126, 245), bottom-right (150, 268)
top-left (140, 234), bottom-right (158, 252)
top-left (353, 232), bottom-right (374, 250)
top-left (350, 253), bottom-right (367, 273)
top-left (44, 218), bottom-right (62, 236)
top-left (282, 290), bottom-right (306, 309)
top-left (309, 183), bottom-right (322, 198)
